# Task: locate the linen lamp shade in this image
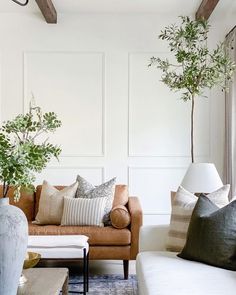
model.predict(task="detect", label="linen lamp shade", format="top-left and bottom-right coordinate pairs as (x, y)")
top-left (181, 163), bottom-right (223, 193)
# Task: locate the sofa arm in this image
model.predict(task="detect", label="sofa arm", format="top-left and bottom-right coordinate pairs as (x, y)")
top-left (139, 225), bottom-right (169, 252)
top-left (127, 197), bottom-right (143, 259)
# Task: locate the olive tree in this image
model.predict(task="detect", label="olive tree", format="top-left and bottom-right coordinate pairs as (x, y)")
top-left (149, 16), bottom-right (235, 162)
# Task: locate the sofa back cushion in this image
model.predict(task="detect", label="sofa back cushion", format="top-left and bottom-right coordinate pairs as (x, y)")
top-left (35, 184), bottom-right (129, 219)
top-left (113, 185), bottom-right (129, 207)
top-left (0, 186), bottom-right (35, 221)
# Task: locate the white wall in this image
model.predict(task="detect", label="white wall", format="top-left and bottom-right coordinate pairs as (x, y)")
top-left (0, 12), bottom-right (231, 224)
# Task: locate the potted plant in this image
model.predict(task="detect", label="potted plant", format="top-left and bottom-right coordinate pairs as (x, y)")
top-left (0, 103), bottom-right (61, 295)
top-left (149, 16), bottom-right (235, 163)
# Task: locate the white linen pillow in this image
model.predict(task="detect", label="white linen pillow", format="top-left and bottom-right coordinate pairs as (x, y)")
top-left (34, 180), bottom-right (78, 225)
top-left (166, 184), bottom-right (230, 252)
top-left (61, 197), bottom-right (106, 227)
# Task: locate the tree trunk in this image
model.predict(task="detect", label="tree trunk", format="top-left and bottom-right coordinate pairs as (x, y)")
top-left (191, 95), bottom-right (195, 163)
top-left (3, 182), bottom-right (9, 198)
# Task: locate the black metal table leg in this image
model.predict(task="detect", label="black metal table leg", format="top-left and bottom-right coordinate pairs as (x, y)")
top-left (83, 248), bottom-right (86, 295)
top-left (86, 252), bottom-right (89, 292)
top-left (68, 247), bottom-right (89, 294)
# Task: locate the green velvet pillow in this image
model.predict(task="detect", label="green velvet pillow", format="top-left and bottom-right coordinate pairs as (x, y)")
top-left (178, 195), bottom-right (236, 271)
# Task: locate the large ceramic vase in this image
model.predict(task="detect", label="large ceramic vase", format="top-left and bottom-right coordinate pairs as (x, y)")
top-left (0, 198), bottom-right (28, 295)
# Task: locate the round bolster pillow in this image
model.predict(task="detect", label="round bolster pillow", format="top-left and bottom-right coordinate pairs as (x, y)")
top-left (110, 205), bottom-right (131, 229)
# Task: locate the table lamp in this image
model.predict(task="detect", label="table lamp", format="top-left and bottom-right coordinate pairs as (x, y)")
top-left (181, 163), bottom-right (223, 193)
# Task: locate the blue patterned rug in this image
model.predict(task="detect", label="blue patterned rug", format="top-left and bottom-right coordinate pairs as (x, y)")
top-left (69, 274), bottom-right (138, 294)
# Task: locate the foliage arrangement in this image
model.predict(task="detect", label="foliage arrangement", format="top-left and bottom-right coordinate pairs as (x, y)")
top-left (149, 16), bottom-right (235, 162)
top-left (0, 104), bottom-right (62, 200)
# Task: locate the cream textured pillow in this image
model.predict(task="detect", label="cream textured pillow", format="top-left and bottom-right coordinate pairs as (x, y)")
top-left (166, 184), bottom-right (230, 252)
top-left (61, 197), bottom-right (106, 227)
top-left (34, 180), bottom-right (78, 225)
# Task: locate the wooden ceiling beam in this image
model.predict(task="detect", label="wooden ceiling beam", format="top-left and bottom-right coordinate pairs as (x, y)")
top-left (35, 0), bottom-right (57, 24)
top-left (195, 0), bottom-right (220, 20)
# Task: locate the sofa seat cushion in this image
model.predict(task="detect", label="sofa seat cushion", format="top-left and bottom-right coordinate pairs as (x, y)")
top-left (136, 251), bottom-right (236, 295)
top-left (28, 223), bottom-right (131, 246)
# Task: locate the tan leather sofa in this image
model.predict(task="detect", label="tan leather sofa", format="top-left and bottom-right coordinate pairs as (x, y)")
top-left (1, 185), bottom-right (143, 279)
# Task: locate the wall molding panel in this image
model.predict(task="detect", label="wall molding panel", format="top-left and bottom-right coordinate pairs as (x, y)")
top-left (23, 51), bottom-right (106, 157)
top-left (35, 166), bottom-right (105, 185)
top-left (128, 52), bottom-right (211, 158)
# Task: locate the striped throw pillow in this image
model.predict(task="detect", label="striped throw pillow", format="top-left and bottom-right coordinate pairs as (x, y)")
top-left (166, 185), bottom-right (230, 252)
top-left (61, 197), bottom-right (106, 227)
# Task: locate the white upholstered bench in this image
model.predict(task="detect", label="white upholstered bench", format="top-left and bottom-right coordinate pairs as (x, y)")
top-left (28, 235), bottom-right (89, 295)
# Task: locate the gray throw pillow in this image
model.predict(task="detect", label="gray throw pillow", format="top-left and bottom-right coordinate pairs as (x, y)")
top-left (76, 175), bottom-right (116, 224)
top-left (178, 195), bottom-right (236, 271)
